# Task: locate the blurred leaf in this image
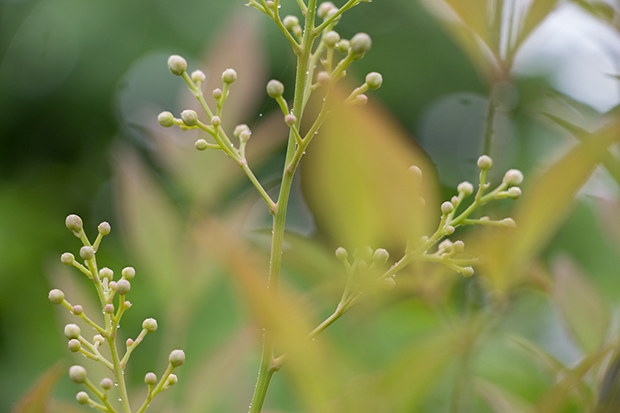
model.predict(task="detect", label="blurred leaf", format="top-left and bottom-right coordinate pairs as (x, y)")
top-left (511, 0), bottom-right (560, 60)
top-left (378, 329), bottom-right (458, 412)
top-left (302, 90), bottom-right (437, 251)
top-left (481, 120), bottom-right (620, 292)
top-left (551, 254), bottom-right (610, 354)
top-left (10, 363), bottom-right (63, 413)
top-left (52, 401), bottom-right (86, 413)
top-left (196, 219), bottom-right (344, 412)
top-left (596, 352), bottom-right (620, 413)
top-left (439, 0), bottom-right (491, 49)
top-left (570, 0), bottom-right (616, 23)
top-left (476, 378), bottom-right (534, 413)
top-left (506, 334), bottom-right (566, 376)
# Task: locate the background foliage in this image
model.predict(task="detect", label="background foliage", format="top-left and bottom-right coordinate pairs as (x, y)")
top-left (2, 0), bottom-right (620, 412)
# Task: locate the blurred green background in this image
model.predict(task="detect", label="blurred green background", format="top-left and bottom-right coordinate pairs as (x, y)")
top-left (2, 0), bottom-right (620, 412)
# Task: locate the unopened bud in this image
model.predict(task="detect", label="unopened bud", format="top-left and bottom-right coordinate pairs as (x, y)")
top-left (477, 155), bottom-right (493, 170)
top-left (501, 218), bottom-right (517, 228)
top-left (408, 165), bottom-right (422, 183)
top-left (143, 318), bottom-right (158, 333)
top-left (60, 252), bottom-right (74, 265)
top-left (195, 139), bottom-right (208, 151)
top-left (69, 365), bottom-right (87, 384)
top-left (158, 111), bottom-right (175, 127)
top-left (350, 33), bottom-right (372, 58)
top-left (354, 94), bottom-right (368, 105)
top-left (76, 391), bottom-right (89, 405)
top-left (167, 374), bottom-right (178, 385)
top-left (336, 39), bottom-right (350, 53)
top-left (318, 2), bottom-right (336, 19)
top-left (222, 68), bottom-right (237, 84)
top-left (212, 88), bottom-right (223, 100)
top-left (453, 240), bottom-right (465, 251)
top-left (317, 71), bottom-right (331, 87)
top-left (145, 372), bottom-right (157, 385)
top-left (101, 378), bottom-right (113, 390)
top-left (445, 226), bottom-right (455, 234)
top-left (365, 72), bottom-right (383, 90)
top-left (266, 79), bottom-right (285, 98)
top-left (461, 267), bottom-right (475, 277)
top-left (169, 349), bottom-right (186, 367)
top-left (64, 324), bottom-right (81, 339)
top-left (167, 55), bottom-right (187, 76)
top-left (126, 338), bottom-right (134, 347)
top-left (211, 116), bottom-right (221, 127)
top-left (122, 267), bottom-right (135, 280)
top-left (80, 246), bottom-right (94, 261)
top-left (382, 277), bottom-right (396, 290)
top-left (48, 289), bottom-right (65, 304)
top-left (441, 201), bottom-right (454, 215)
top-left (72, 305), bottom-right (83, 315)
top-left (100, 267), bottom-right (113, 280)
top-left (372, 248), bottom-right (389, 265)
top-left (93, 335), bottom-right (105, 346)
top-left (324, 31), bottom-right (340, 48)
top-left (181, 109), bottom-right (198, 127)
top-left (335, 247), bottom-right (348, 261)
top-left (507, 187), bottom-right (522, 199)
top-left (233, 124), bottom-right (250, 139)
top-left (98, 221), bottom-right (111, 235)
top-left (191, 70), bottom-right (206, 83)
top-left (503, 169), bottom-right (523, 186)
top-left (239, 130), bottom-right (251, 142)
top-left (65, 214), bottom-right (83, 233)
top-left (104, 304), bottom-right (114, 314)
top-left (457, 181), bottom-right (474, 196)
top-left (439, 239), bottom-right (453, 252)
top-left (283, 15), bottom-right (299, 31)
top-left (115, 279), bottom-right (131, 295)
top-left (68, 339), bottom-right (81, 352)
top-left (284, 114), bottom-right (297, 126)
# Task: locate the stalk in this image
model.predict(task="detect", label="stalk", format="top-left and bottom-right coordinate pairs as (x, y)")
top-left (248, 2), bottom-right (318, 412)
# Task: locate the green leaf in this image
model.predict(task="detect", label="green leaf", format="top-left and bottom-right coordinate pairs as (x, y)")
top-left (511, 0), bottom-right (560, 59)
top-left (570, 0), bottom-right (616, 23)
top-left (302, 91), bottom-right (437, 251)
top-left (10, 363), bottom-right (63, 413)
top-left (506, 334), bottom-right (566, 376)
top-left (551, 254), bottom-right (610, 354)
top-left (476, 378), bottom-right (534, 413)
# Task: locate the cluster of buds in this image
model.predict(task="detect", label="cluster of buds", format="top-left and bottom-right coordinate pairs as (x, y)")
top-left (49, 215), bottom-right (185, 412)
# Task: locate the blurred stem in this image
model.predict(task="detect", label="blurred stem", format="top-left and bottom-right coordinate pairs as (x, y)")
top-left (249, 1), bottom-right (318, 412)
top-left (483, 94), bottom-right (497, 156)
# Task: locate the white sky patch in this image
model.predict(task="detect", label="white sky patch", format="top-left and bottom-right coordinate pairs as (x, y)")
top-left (512, 2), bottom-right (620, 113)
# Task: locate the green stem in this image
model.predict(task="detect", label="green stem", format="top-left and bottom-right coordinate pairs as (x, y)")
top-left (108, 337), bottom-right (132, 413)
top-left (248, 2), bottom-right (318, 412)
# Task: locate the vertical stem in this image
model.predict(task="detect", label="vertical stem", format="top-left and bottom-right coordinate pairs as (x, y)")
top-left (109, 337), bottom-right (132, 413)
top-left (483, 94), bottom-right (497, 156)
top-left (248, 2), bottom-right (318, 412)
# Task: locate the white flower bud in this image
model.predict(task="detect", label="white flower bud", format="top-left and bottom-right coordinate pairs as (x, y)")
top-left (145, 372), bottom-right (157, 385)
top-left (122, 267), bottom-right (135, 280)
top-left (441, 201), bottom-right (454, 215)
top-left (191, 70), bottom-right (206, 83)
top-left (365, 72), bottom-right (383, 90)
top-left (372, 248), bottom-right (389, 265)
top-left (79, 246), bottom-right (94, 260)
top-left (503, 169), bottom-right (524, 186)
top-left (167, 55), bottom-right (187, 76)
top-left (336, 39), bottom-right (350, 53)
top-left (461, 267), bottom-right (475, 277)
top-left (507, 187), bottom-right (522, 199)
top-left (143, 318), bottom-right (158, 333)
top-left (69, 365), bottom-right (87, 384)
top-left (350, 33), bottom-right (372, 58)
top-left (181, 109), bottom-right (198, 127)
top-left (195, 139), bottom-right (208, 151)
top-left (76, 391), bottom-right (89, 405)
top-left (211, 116), bottom-right (221, 127)
top-left (48, 289), bottom-right (65, 304)
top-left (477, 155), bottom-right (493, 170)
top-left (335, 247), bottom-right (348, 261)
top-left (283, 15), bottom-right (299, 31)
top-left (115, 279), bottom-right (131, 295)
top-left (101, 378), bottom-right (113, 390)
top-left (457, 181), bottom-right (474, 196)
top-left (169, 349), bottom-right (186, 367)
top-left (266, 79), bottom-right (285, 98)
top-left (65, 214), bottom-right (83, 233)
top-left (222, 68), bottom-right (237, 84)
top-left (324, 31), bottom-right (340, 48)
top-left (318, 2), bottom-right (336, 19)
top-left (64, 324), bottom-right (81, 339)
top-left (500, 218), bottom-right (517, 228)
top-left (158, 111), bottom-right (175, 127)
top-left (68, 339), bottom-right (81, 352)
top-left (284, 114), bottom-right (297, 126)
top-left (98, 221), bottom-right (111, 235)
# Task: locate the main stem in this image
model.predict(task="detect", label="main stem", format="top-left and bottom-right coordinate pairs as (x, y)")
top-left (248, 2), bottom-right (317, 412)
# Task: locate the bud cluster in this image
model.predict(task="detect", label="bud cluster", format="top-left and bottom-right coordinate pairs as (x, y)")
top-left (48, 215), bottom-right (185, 411)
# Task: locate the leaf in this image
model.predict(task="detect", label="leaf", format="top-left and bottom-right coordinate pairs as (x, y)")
top-left (511, 0), bottom-right (560, 58)
top-left (302, 89), bottom-right (437, 251)
top-left (476, 378), bottom-right (534, 413)
top-left (377, 329), bottom-right (458, 412)
top-left (506, 334), bottom-right (566, 376)
top-left (551, 254), bottom-right (610, 354)
top-left (437, 0), bottom-right (492, 49)
top-left (481, 119), bottom-right (620, 292)
top-left (10, 363), bottom-right (63, 413)
top-left (570, 0), bottom-right (616, 23)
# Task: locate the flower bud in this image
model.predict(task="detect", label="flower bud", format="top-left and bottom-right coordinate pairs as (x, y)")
top-left (76, 391), bottom-right (89, 405)
top-left (167, 374), bottom-right (178, 385)
top-left (318, 2), bottom-right (336, 19)
top-left (104, 304), bottom-right (114, 314)
top-left (503, 169), bottom-right (523, 186)
top-left (382, 277), bottom-right (396, 290)
top-left (191, 70), bottom-right (206, 83)
top-left (477, 155), bottom-right (493, 170)
top-left (445, 225), bottom-right (455, 235)
top-left (335, 247), bottom-right (348, 261)
top-left (60, 252), bottom-right (74, 265)
top-left (143, 318), bottom-right (158, 333)
top-left (168, 55), bottom-right (187, 76)
top-left (169, 349), bottom-right (186, 367)
top-left (501, 218), bottom-right (517, 228)
top-left (158, 111), bottom-right (174, 127)
top-left (64, 324), bottom-right (81, 339)
top-left (350, 33), bottom-right (372, 58)
top-left (357, 260), bottom-right (368, 272)
top-left (372, 248), bottom-right (389, 265)
top-left (233, 124), bottom-right (250, 139)
top-left (79, 246), bottom-right (94, 261)
top-left (451, 196), bottom-right (459, 205)
top-left (101, 378), bottom-right (113, 390)
top-left (97, 221), bottom-right (111, 235)
top-left (69, 365), bottom-right (87, 384)
top-left (144, 372), bottom-right (157, 385)
top-left (124, 300), bottom-right (132, 308)
top-left (65, 214), bottom-right (83, 233)
top-left (115, 279), bottom-right (131, 295)
top-left (356, 246), bottom-right (373, 261)
top-left (48, 289), bottom-right (65, 304)
top-left (283, 15), bottom-right (299, 31)
top-left (284, 114), bottom-right (297, 126)
top-left (439, 239), bottom-right (453, 252)
top-left (212, 88), bottom-right (223, 100)
top-left (126, 338), bottom-right (134, 347)
top-left (457, 181), bottom-right (474, 197)
top-left (239, 130), bottom-right (251, 142)
top-left (93, 335), bottom-right (105, 346)
top-left (222, 68), bottom-right (237, 84)
top-left (408, 165), bottom-right (422, 183)
top-left (317, 71), bottom-right (331, 87)
top-left (108, 281), bottom-right (117, 291)
top-left (121, 267), bottom-right (135, 280)
top-left (324, 31), bottom-right (340, 48)
top-left (461, 267), bottom-right (475, 277)
top-left (336, 39), bottom-right (350, 53)
top-left (365, 72), bottom-right (383, 90)
top-left (195, 139), bottom-right (208, 151)
top-left (181, 109), bottom-right (198, 127)
top-left (507, 187), bottom-right (522, 199)
top-left (100, 267), bottom-right (113, 280)
top-left (211, 116), bottom-right (221, 127)
top-left (72, 305), bottom-right (83, 315)
top-left (68, 339), bottom-right (81, 352)
top-left (266, 0), bottom-right (275, 7)
top-left (453, 240), bottom-right (465, 251)
top-left (266, 79), bottom-right (285, 98)
top-left (441, 201), bottom-right (454, 215)
top-left (354, 94), bottom-right (368, 105)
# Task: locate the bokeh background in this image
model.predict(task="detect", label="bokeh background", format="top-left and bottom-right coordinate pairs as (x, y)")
top-left (2, 0), bottom-right (620, 412)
